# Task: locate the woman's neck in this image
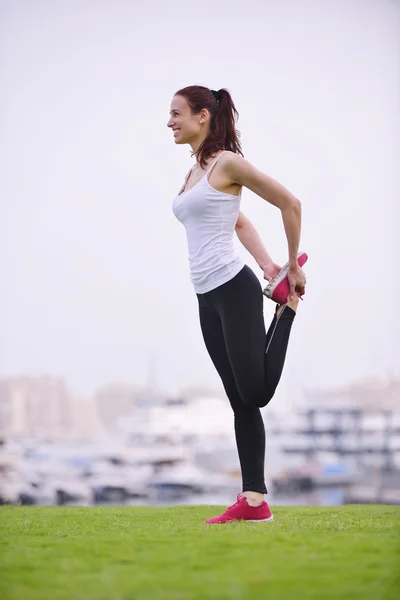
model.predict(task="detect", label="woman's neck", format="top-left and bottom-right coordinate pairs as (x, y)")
top-left (194, 150), bottom-right (224, 170)
top-left (190, 128), bottom-right (211, 155)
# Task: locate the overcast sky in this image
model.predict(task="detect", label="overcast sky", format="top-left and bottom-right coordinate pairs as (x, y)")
top-left (1, 0), bottom-right (399, 408)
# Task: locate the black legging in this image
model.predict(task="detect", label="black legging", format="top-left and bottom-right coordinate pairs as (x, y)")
top-left (197, 265), bottom-right (296, 494)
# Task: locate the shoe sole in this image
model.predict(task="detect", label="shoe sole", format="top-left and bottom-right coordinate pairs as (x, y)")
top-left (247, 515), bottom-right (274, 522)
top-left (206, 515), bottom-right (274, 524)
top-left (263, 252), bottom-right (308, 300)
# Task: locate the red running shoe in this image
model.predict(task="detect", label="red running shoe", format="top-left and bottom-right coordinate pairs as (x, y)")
top-left (263, 251), bottom-right (308, 305)
top-left (205, 494), bottom-right (274, 524)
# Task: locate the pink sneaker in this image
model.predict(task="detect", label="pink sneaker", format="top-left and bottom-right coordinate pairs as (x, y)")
top-left (205, 494), bottom-right (274, 524)
top-left (263, 251), bottom-right (308, 304)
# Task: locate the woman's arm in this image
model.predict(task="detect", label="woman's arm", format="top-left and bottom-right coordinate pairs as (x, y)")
top-left (235, 212), bottom-right (280, 281)
top-left (225, 154), bottom-right (305, 298)
top-left (226, 155), bottom-right (301, 267)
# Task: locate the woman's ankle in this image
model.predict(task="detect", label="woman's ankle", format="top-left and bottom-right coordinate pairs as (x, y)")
top-left (242, 491), bottom-right (264, 506)
top-left (277, 294), bottom-right (300, 316)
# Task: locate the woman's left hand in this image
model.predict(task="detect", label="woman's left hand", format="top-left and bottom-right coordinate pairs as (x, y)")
top-left (263, 262), bottom-right (281, 282)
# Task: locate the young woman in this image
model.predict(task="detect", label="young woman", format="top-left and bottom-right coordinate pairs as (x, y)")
top-left (168, 86), bottom-right (307, 524)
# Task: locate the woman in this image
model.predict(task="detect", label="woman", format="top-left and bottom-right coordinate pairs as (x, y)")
top-left (168, 86), bottom-right (307, 524)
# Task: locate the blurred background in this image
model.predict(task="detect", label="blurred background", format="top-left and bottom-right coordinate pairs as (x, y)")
top-left (0, 0), bottom-right (399, 508)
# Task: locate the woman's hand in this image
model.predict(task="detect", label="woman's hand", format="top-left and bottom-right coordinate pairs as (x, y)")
top-left (262, 262), bottom-right (282, 282)
top-left (288, 266), bottom-right (306, 300)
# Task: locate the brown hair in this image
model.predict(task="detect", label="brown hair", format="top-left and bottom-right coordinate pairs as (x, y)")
top-left (174, 85), bottom-right (243, 168)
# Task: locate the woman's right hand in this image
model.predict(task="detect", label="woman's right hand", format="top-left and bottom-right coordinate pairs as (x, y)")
top-left (288, 265), bottom-right (307, 300)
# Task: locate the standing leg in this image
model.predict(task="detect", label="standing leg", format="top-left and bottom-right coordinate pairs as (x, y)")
top-left (198, 296), bottom-right (268, 494)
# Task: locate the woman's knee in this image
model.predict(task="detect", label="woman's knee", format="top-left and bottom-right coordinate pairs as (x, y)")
top-left (242, 396), bottom-right (272, 409)
top-left (238, 382), bottom-right (276, 409)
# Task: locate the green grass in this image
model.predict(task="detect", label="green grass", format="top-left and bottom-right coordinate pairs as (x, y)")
top-left (0, 505), bottom-right (399, 600)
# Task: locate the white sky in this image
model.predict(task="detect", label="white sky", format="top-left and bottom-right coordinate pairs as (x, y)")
top-left (1, 0), bottom-right (399, 407)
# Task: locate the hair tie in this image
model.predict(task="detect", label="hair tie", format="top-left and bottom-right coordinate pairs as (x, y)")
top-left (211, 89), bottom-right (221, 102)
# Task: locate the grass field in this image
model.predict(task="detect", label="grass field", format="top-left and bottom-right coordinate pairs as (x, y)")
top-left (0, 505), bottom-right (399, 600)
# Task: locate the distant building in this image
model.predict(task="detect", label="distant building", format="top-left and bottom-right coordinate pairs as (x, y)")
top-left (304, 376), bottom-right (400, 411)
top-left (178, 385), bottom-right (226, 402)
top-left (0, 376), bottom-right (74, 438)
top-left (0, 376), bottom-right (105, 440)
top-left (69, 395), bottom-right (104, 439)
top-left (94, 383), bottom-right (165, 431)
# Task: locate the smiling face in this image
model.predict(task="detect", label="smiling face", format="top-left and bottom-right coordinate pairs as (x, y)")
top-left (167, 95), bottom-right (209, 146)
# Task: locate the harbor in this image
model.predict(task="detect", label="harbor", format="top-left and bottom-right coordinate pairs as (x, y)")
top-left (1, 381), bottom-right (399, 507)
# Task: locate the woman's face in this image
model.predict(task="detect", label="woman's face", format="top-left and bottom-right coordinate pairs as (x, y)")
top-left (167, 95), bottom-right (202, 145)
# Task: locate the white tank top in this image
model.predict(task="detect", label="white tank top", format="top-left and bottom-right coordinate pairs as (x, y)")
top-left (172, 151), bottom-right (244, 294)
